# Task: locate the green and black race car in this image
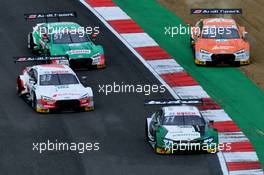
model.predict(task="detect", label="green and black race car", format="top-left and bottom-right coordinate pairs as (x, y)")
top-left (145, 100), bottom-right (219, 154)
top-left (26, 12), bottom-right (105, 69)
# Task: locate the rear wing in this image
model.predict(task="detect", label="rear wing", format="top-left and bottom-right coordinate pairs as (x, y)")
top-left (14, 56), bottom-right (68, 63)
top-left (144, 99), bottom-right (202, 106)
top-left (191, 9), bottom-right (242, 15)
top-left (24, 12), bottom-right (77, 22)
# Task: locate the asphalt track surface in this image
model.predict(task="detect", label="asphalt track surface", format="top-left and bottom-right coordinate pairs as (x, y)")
top-left (0, 0), bottom-right (222, 174)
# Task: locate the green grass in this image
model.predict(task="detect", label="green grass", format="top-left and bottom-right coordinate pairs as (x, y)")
top-left (113, 0), bottom-right (264, 166)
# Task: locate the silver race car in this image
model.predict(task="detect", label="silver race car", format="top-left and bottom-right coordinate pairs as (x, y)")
top-left (16, 56), bottom-right (94, 113)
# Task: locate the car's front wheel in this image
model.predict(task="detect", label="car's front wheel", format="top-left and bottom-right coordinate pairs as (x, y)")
top-left (16, 77), bottom-right (22, 96)
top-left (153, 134), bottom-right (161, 154)
top-left (145, 120), bottom-right (150, 142)
top-left (190, 39), bottom-right (196, 58)
top-left (31, 94), bottom-right (37, 111)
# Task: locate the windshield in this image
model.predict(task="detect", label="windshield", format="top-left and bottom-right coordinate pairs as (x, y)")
top-left (53, 33), bottom-right (90, 44)
top-left (202, 27), bottom-right (240, 39)
top-left (162, 116), bottom-right (205, 126)
top-left (40, 74), bottom-right (79, 86)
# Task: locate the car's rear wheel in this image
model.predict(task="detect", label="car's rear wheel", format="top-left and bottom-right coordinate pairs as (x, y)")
top-left (28, 33), bottom-right (38, 55)
top-left (190, 37), bottom-right (194, 46)
top-left (153, 134), bottom-right (160, 154)
top-left (45, 50), bottom-right (52, 64)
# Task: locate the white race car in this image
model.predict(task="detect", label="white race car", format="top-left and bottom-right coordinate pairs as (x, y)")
top-left (16, 64), bottom-right (94, 113)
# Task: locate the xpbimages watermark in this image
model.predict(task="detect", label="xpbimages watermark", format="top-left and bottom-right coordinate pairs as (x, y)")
top-left (164, 141), bottom-right (231, 154)
top-left (164, 24), bottom-right (232, 38)
top-left (32, 140), bottom-right (100, 154)
top-left (98, 82), bottom-right (166, 96)
top-left (39, 26), bottom-right (100, 38)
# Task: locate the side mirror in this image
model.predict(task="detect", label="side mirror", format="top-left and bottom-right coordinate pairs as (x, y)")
top-left (29, 78), bottom-right (36, 85)
top-left (242, 32), bottom-right (248, 41)
top-left (153, 120), bottom-right (160, 127)
top-left (192, 27), bottom-right (200, 40)
top-left (194, 31), bottom-right (200, 37)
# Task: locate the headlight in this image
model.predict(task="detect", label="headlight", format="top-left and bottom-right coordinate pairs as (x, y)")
top-left (80, 93), bottom-right (90, 100)
top-left (92, 53), bottom-right (101, 59)
top-left (40, 96), bottom-right (55, 105)
top-left (199, 49), bottom-right (211, 61)
top-left (203, 137), bottom-right (214, 143)
top-left (235, 49), bottom-right (249, 60)
top-left (41, 96), bottom-right (53, 101)
top-left (200, 49), bottom-right (210, 54)
top-left (80, 93), bottom-right (92, 104)
top-left (92, 53), bottom-right (101, 64)
top-left (236, 49), bottom-right (245, 55)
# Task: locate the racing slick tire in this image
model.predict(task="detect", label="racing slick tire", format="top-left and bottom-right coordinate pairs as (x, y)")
top-left (145, 120), bottom-right (150, 142)
top-left (28, 33), bottom-right (39, 55)
top-left (31, 93), bottom-right (37, 112)
top-left (190, 38), bottom-right (197, 63)
top-left (16, 77), bottom-right (23, 96)
top-left (145, 120), bottom-right (159, 154)
top-left (152, 133), bottom-right (159, 154)
top-left (190, 37), bottom-right (195, 47)
top-left (154, 140), bottom-right (163, 155)
top-left (16, 76), bottom-right (28, 98)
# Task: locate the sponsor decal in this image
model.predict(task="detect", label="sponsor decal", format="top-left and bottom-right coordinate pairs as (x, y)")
top-left (14, 56), bottom-right (68, 63)
top-left (192, 10), bottom-right (203, 14)
top-left (53, 93), bottom-right (80, 97)
top-left (212, 45), bottom-right (234, 50)
top-left (25, 12), bottom-right (77, 20)
top-left (28, 15), bottom-right (37, 19)
top-left (174, 112), bottom-right (197, 116)
top-left (68, 50), bottom-right (91, 54)
top-left (191, 9), bottom-right (242, 14)
top-left (49, 71), bottom-right (70, 74)
top-left (17, 57), bottom-right (27, 62)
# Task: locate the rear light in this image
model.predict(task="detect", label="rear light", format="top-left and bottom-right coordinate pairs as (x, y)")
top-left (100, 54), bottom-right (105, 65)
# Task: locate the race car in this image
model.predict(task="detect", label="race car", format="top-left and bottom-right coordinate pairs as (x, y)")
top-left (25, 12), bottom-right (105, 69)
top-left (145, 100), bottom-right (219, 154)
top-left (16, 61), bottom-right (94, 113)
top-left (191, 18), bottom-right (250, 66)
